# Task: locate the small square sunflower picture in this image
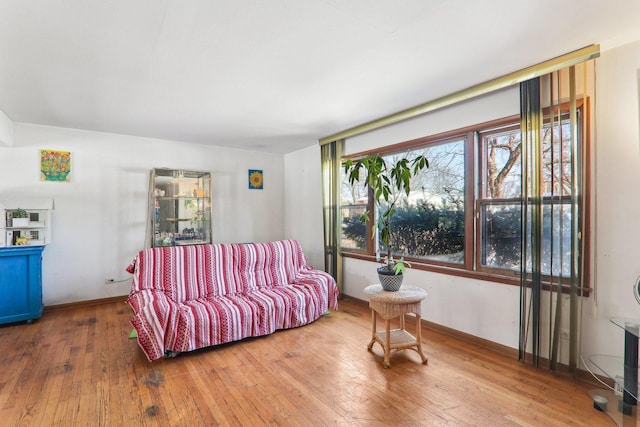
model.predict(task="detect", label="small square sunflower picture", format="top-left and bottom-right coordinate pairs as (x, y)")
top-left (248, 169), bottom-right (264, 190)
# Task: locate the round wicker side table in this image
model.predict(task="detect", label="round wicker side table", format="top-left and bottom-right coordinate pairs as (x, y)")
top-left (364, 284), bottom-right (428, 368)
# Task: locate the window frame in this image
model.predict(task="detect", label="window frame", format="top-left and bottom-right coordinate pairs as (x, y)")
top-left (340, 102), bottom-right (590, 292)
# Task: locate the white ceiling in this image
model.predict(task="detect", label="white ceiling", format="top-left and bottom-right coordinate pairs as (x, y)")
top-left (1, 1), bottom-right (640, 154)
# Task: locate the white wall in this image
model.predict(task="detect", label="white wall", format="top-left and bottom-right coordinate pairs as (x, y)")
top-left (0, 110), bottom-right (13, 147)
top-left (343, 257), bottom-right (522, 346)
top-left (283, 144), bottom-right (325, 270)
top-left (345, 86), bottom-right (520, 156)
top-left (0, 123), bottom-right (284, 305)
top-left (581, 40), bottom-right (640, 360)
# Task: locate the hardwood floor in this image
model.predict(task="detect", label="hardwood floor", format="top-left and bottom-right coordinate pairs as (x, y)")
top-left (0, 297), bottom-right (612, 426)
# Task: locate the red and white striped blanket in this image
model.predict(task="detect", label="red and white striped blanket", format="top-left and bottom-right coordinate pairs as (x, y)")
top-left (126, 240), bottom-right (339, 361)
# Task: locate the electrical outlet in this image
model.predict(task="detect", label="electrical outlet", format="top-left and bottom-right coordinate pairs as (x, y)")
top-left (105, 278), bottom-right (115, 284)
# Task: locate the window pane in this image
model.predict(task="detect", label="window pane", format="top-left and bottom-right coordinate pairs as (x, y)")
top-left (480, 201), bottom-right (521, 271)
top-left (542, 118), bottom-right (573, 196)
top-left (522, 201), bottom-right (572, 277)
top-left (341, 205), bottom-right (367, 250)
top-left (383, 140), bottom-right (465, 264)
top-left (479, 116), bottom-right (575, 275)
top-left (341, 168), bottom-right (368, 250)
top-left (481, 201), bottom-right (572, 277)
top-left (483, 128), bottom-right (521, 199)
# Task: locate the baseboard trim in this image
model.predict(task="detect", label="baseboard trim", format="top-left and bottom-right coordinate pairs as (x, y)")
top-left (44, 295), bottom-right (128, 313)
top-left (422, 317), bottom-right (518, 358)
top-left (342, 293), bottom-right (517, 358)
top-left (342, 292), bottom-right (606, 388)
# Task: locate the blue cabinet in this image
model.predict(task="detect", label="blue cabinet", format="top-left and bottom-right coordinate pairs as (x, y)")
top-left (0, 246), bottom-right (44, 324)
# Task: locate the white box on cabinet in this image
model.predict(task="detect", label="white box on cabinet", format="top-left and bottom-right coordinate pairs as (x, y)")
top-left (0, 197), bottom-right (54, 247)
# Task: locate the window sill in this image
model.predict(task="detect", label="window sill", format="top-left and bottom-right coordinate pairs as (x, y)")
top-left (341, 251), bottom-right (591, 297)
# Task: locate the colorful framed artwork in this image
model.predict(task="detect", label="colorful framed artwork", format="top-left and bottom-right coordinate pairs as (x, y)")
top-left (40, 149), bottom-right (71, 182)
top-left (248, 169), bottom-right (263, 189)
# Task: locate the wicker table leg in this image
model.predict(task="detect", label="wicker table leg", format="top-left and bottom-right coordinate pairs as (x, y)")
top-left (367, 308), bottom-right (376, 351)
top-left (415, 314), bottom-right (428, 364)
top-left (383, 319), bottom-right (392, 368)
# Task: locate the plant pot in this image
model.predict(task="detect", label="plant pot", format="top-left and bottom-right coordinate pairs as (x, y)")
top-left (12, 218), bottom-right (29, 227)
top-left (377, 266), bottom-right (403, 291)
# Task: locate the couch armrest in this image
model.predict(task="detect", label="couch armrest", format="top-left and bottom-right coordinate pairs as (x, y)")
top-left (295, 266), bottom-right (339, 311)
top-left (127, 290), bottom-right (181, 362)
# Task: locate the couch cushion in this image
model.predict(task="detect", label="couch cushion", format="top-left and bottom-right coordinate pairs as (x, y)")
top-left (128, 244), bottom-right (242, 303)
top-left (234, 240), bottom-right (306, 290)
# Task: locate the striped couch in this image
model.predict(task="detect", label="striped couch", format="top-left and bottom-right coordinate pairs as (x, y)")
top-left (126, 240), bottom-right (339, 361)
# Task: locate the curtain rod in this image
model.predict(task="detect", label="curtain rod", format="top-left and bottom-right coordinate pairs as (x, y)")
top-left (319, 44), bottom-right (600, 146)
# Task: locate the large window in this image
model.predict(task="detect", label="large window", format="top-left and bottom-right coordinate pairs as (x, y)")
top-left (341, 106), bottom-right (587, 284)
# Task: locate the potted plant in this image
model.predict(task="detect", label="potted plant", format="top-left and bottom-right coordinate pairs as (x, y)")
top-left (344, 153), bottom-right (429, 291)
top-left (12, 208), bottom-right (29, 227)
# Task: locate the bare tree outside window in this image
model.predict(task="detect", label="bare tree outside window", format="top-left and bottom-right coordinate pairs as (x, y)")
top-left (480, 113), bottom-right (577, 275)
